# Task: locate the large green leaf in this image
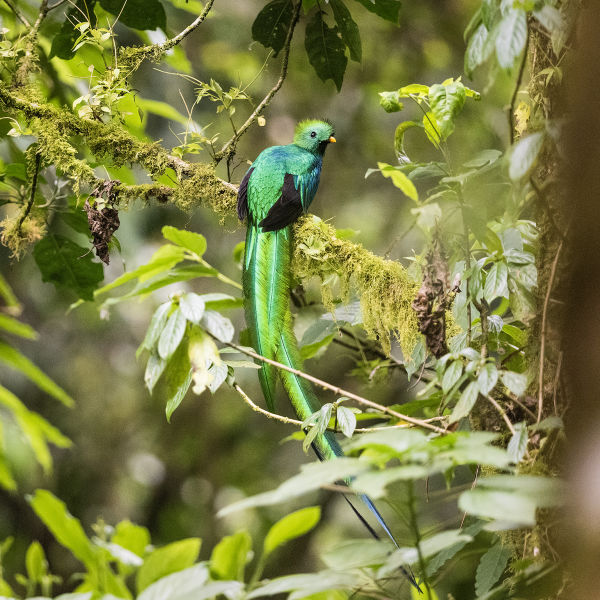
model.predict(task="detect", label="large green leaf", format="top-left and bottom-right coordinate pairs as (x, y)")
top-left (508, 132), bottom-right (544, 181)
top-left (210, 531), bottom-right (251, 581)
top-left (29, 490), bottom-right (97, 568)
top-left (33, 235), bottom-right (104, 301)
top-left (475, 542), bottom-right (512, 597)
top-left (251, 0), bottom-right (294, 55)
top-left (449, 381), bottom-right (480, 424)
top-left (0, 341), bottom-right (73, 406)
top-left (136, 539), bottom-right (202, 593)
top-left (162, 226), bottom-right (207, 258)
top-left (352, 0), bottom-right (401, 24)
top-left (99, 0), bottom-right (166, 31)
top-left (428, 81), bottom-right (466, 141)
top-left (305, 12), bottom-right (348, 91)
top-left (330, 0), bottom-right (362, 62)
top-left (495, 8), bottom-right (527, 70)
top-left (158, 308), bottom-right (187, 360)
top-left (465, 23), bottom-right (491, 77)
top-left (377, 162), bottom-right (418, 201)
top-left (263, 507), bottom-right (321, 557)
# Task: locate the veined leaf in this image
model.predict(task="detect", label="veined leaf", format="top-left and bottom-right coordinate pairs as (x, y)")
top-left (264, 507), bottom-right (321, 557)
top-left (442, 360), bottom-right (463, 393)
top-left (450, 381), bottom-right (480, 423)
top-left (475, 542), bottom-right (512, 597)
top-left (162, 226), bottom-right (207, 257)
top-left (352, 0), bottom-right (401, 24)
top-left (379, 91), bottom-right (404, 113)
top-left (465, 23), bottom-right (490, 77)
top-left (252, 0), bottom-right (294, 55)
top-left (501, 370), bottom-right (527, 397)
top-left (139, 301), bottom-right (172, 354)
top-left (377, 162), bottom-right (418, 201)
top-left (33, 234), bottom-right (104, 301)
top-left (495, 8), bottom-right (527, 70)
top-left (336, 406), bottom-right (357, 438)
top-left (0, 341), bottom-right (73, 406)
top-left (484, 261), bottom-right (509, 301)
top-left (210, 531), bottom-right (252, 581)
top-left (305, 11), bottom-right (347, 91)
top-left (507, 421), bottom-right (528, 463)
top-left (158, 308), bottom-right (187, 360)
top-left (428, 81), bottom-right (467, 141)
top-left (477, 362), bottom-right (498, 395)
top-left (179, 293), bottom-right (206, 325)
top-left (330, 0), bottom-right (361, 62)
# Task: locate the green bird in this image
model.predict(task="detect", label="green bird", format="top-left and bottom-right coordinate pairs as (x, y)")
top-left (237, 119), bottom-right (420, 592)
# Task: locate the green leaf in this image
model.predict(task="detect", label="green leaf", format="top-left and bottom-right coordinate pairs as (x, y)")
top-left (501, 370), bottom-right (527, 396)
top-left (0, 313), bottom-right (37, 339)
top-left (247, 571), bottom-right (361, 599)
top-left (162, 226), bottom-right (207, 257)
top-left (112, 520), bottom-right (151, 558)
top-left (95, 245), bottom-right (186, 296)
top-left (29, 490), bottom-right (96, 567)
top-left (49, 0), bottom-right (98, 59)
top-left (322, 539), bottom-right (390, 570)
top-left (33, 234), bottom-right (104, 301)
top-left (475, 542), bottom-right (511, 597)
top-left (442, 360), bottom-right (463, 393)
top-left (495, 8), bottom-right (527, 70)
top-left (0, 341), bottom-right (73, 406)
top-left (352, 0), bottom-right (401, 24)
top-left (200, 310), bottom-right (234, 343)
top-left (136, 538), bottom-right (201, 593)
top-left (218, 458), bottom-right (370, 516)
top-left (264, 507), bottom-right (320, 557)
top-left (458, 488), bottom-right (537, 525)
top-left (509, 132), bottom-right (544, 180)
top-left (449, 381), bottom-right (480, 423)
top-left (477, 362), bottom-right (498, 394)
top-left (336, 406), bottom-right (356, 438)
top-left (377, 162), bottom-right (418, 201)
top-left (25, 541), bottom-right (47, 583)
top-left (427, 522), bottom-right (484, 577)
top-left (162, 342), bottom-right (193, 421)
top-left (99, 0), bottom-right (166, 30)
top-left (139, 301), bottom-right (172, 354)
top-left (484, 261), bottom-right (509, 301)
top-left (305, 11), bottom-right (348, 91)
top-left (252, 0), bottom-right (294, 55)
top-left (428, 81), bottom-right (467, 141)
top-left (330, 0), bottom-right (362, 61)
top-left (158, 308), bottom-right (187, 360)
top-left (379, 91), bottom-right (404, 113)
top-left (300, 333), bottom-right (334, 360)
top-left (507, 421), bottom-right (528, 463)
top-left (210, 531), bottom-right (251, 581)
top-left (144, 353), bottom-right (166, 393)
top-left (179, 293), bottom-right (206, 325)
top-left (422, 111), bottom-right (442, 147)
top-left (465, 23), bottom-right (490, 77)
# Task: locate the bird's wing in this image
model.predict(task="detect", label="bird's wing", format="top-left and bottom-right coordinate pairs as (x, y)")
top-left (237, 167), bottom-right (253, 220)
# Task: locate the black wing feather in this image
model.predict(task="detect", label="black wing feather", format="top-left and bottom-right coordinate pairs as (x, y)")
top-left (237, 167), bottom-right (253, 221)
top-left (259, 173), bottom-right (303, 232)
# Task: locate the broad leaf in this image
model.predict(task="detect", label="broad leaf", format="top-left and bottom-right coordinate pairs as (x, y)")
top-left (495, 8), bottom-right (527, 70)
top-left (34, 235), bottom-right (103, 301)
top-left (330, 0), bottom-right (362, 62)
top-left (179, 293), bottom-right (206, 325)
top-left (264, 507), bottom-right (321, 557)
top-left (428, 81), bottom-right (466, 141)
top-left (252, 0), bottom-right (294, 55)
top-left (501, 371), bottom-right (527, 396)
top-left (465, 23), bottom-right (490, 77)
top-left (352, 0), bottom-right (401, 23)
top-left (507, 422), bottom-right (528, 463)
top-left (200, 310), bottom-right (234, 343)
top-left (377, 162), bottom-right (418, 201)
top-left (450, 381), bottom-right (480, 423)
top-left (136, 539), bottom-right (201, 593)
top-left (210, 531), bottom-right (251, 581)
top-left (158, 308), bottom-right (187, 360)
top-left (477, 362), bottom-right (498, 395)
top-left (305, 12), bottom-right (348, 91)
top-left (475, 542), bottom-right (512, 597)
top-left (509, 132), bottom-right (544, 180)
top-left (0, 313), bottom-right (37, 339)
top-left (162, 226), bottom-right (207, 257)
top-left (99, 0), bottom-right (166, 31)
top-left (484, 261), bottom-right (509, 301)
top-left (336, 406), bottom-right (357, 438)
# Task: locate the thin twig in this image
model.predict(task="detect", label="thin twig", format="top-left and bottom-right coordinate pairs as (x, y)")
top-left (215, 0), bottom-right (302, 163)
top-left (552, 351), bottom-right (563, 416)
top-left (159, 0), bottom-right (215, 52)
top-left (537, 240), bottom-right (562, 422)
top-left (17, 152), bottom-right (41, 234)
top-left (217, 336), bottom-right (447, 434)
top-left (486, 394), bottom-right (516, 435)
top-left (47, 0), bottom-right (68, 10)
top-left (460, 465), bottom-right (480, 528)
top-left (506, 392), bottom-right (537, 421)
top-left (2, 0), bottom-right (30, 27)
top-left (232, 381), bottom-right (443, 433)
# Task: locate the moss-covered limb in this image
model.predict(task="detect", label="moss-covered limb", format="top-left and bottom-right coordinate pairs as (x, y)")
top-left (2, 0), bottom-right (30, 27)
top-left (293, 216), bottom-right (420, 356)
top-left (118, 0), bottom-right (215, 76)
top-left (215, 0), bottom-right (303, 164)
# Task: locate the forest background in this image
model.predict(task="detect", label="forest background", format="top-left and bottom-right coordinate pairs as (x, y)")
top-left (0, 0), bottom-right (597, 599)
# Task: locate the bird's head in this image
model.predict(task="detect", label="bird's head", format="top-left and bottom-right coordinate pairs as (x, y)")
top-left (293, 119), bottom-right (336, 155)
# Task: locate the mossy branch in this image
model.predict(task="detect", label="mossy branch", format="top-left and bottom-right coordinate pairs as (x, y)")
top-left (0, 83), bottom-right (420, 357)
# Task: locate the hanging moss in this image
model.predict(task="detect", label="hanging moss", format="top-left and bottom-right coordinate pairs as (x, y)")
top-left (293, 215), bottom-right (420, 356)
top-left (0, 212), bottom-right (47, 259)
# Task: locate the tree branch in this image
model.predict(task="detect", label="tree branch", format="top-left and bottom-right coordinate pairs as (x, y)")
top-left (2, 0), bottom-right (30, 27)
top-left (217, 336), bottom-right (447, 434)
top-left (214, 0), bottom-right (303, 163)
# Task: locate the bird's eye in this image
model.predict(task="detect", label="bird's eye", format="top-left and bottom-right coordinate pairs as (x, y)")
top-left (310, 131), bottom-right (316, 138)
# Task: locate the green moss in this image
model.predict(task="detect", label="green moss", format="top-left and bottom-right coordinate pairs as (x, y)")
top-left (0, 211), bottom-right (46, 259)
top-left (293, 215), bottom-right (420, 356)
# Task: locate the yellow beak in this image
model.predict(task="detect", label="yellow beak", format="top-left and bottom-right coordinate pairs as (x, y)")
top-left (329, 136), bottom-right (336, 143)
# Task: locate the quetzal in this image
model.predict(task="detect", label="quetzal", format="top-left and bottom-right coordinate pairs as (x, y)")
top-left (237, 119), bottom-right (420, 592)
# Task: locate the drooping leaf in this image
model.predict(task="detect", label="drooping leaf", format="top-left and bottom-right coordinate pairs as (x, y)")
top-left (162, 226), bottom-right (207, 257)
top-left (158, 308), bottom-right (187, 360)
top-left (449, 381), bottom-right (480, 423)
top-left (330, 0), bottom-right (362, 61)
top-left (442, 360), bottom-right (463, 393)
top-left (252, 0), bottom-right (294, 55)
top-left (0, 341), bottom-right (73, 406)
top-left (508, 132), bottom-right (545, 180)
top-left (200, 310), bottom-right (234, 343)
top-left (139, 301), bottom-right (172, 354)
top-left (428, 81), bottom-right (467, 141)
top-left (210, 531), bottom-right (252, 581)
top-left (475, 541), bottom-right (512, 597)
top-left (484, 261), bottom-right (509, 301)
top-left (33, 235), bottom-right (104, 301)
top-left (352, 0), bottom-right (402, 24)
top-left (179, 293), bottom-right (206, 325)
top-left (264, 507), bottom-right (321, 557)
top-left (305, 11), bottom-right (348, 91)
top-left (377, 162), bottom-right (418, 201)
top-left (99, 0), bottom-right (166, 31)
top-left (29, 490), bottom-right (97, 568)
top-left (507, 421), bottom-right (528, 464)
top-left (477, 362), bottom-right (498, 395)
top-left (465, 23), bottom-right (491, 77)
top-left (336, 406), bottom-right (357, 438)
top-left (379, 91), bottom-right (404, 113)
top-left (136, 539), bottom-right (201, 593)
top-left (458, 488), bottom-right (537, 526)
top-left (144, 353), bottom-right (166, 393)
top-left (495, 8), bottom-right (527, 70)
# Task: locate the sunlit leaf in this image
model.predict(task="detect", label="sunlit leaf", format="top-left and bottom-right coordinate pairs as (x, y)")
top-left (264, 507), bottom-right (321, 557)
